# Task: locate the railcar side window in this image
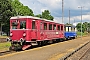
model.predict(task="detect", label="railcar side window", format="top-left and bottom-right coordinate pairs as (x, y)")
top-left (49, 24), bottom-right (52, 30)
top-left (74, 28), bottom-right (75, 31)
top-left (32, 21), bottom-right (36, 29)
top-left (57, 25), bottom-right (60, 30)
top-left (69, 27), bottom-right (71, 32)
top-left (40, 22), bottom-right (42, 30)
top-left (44, 23), bottom-right (47, 30)
top-left (68, 27), bottom-right (69, 32)
top-left (61, 26), bottom-right (63, 31)
top-left (65, 27), bottom-right (68, 32)
top-left (53, 24), bottom-right (56, 30)
top-left (72, 27), bottom-right (75, 31)
top-left (12, 26), bottom-right (17, 29)
top-left (20, 21), bottom-right (26, 29)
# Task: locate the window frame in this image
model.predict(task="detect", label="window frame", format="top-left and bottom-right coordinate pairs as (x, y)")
top-left (57, 25), bottom-right (60, 30)
top-left (44, 23), bottom-right (47, 30)
top-left (11, 20), bottom-right (19, 29)
top-left (32, 20), bottom-right (36, 29)
top-left (61, 25), bottom-right (63, 31)
top-left (53, 24), bottom-right (56, 30)
top-left (49, 23), bottom-right (52, 30)
top-left (20, 20), bottom-right (26, 29)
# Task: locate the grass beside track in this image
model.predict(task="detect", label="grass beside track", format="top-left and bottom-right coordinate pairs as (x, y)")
top-left (0, 36), bottom-right (8, 38)
top-left (0, 42), bottom-right (11, 51)
top-left (77, 32), bottom-right (88, 37)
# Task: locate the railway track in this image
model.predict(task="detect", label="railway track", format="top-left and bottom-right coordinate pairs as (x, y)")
top-left (0, 38), bottom-right (7, 43)
top-left (0, 51), bottom-right (16, 56)
top-left (64, 40), bottom-right (90, 60)
top-left (78, 45), bottom-right (90, 60)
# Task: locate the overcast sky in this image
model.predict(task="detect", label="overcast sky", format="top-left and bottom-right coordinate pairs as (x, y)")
top-left (19, 0), bottom-right (90, 24)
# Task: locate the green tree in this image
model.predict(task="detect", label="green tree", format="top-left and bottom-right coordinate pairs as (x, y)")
top-left (0, 0), bottom-right (34, 35)
top-left (0, 0), bottom-right (15, 35)
top-left (76, 23), bottom-right (85, 32)
top-left (42, 10), bottom-right (54, 20)
top-left (0, 0), bottom-right (15, 23)
top-left (65, 23), bottom-right (72, 25)
top-left (83, 22), bottom-right (88, 32)
top-left (35, 14), bottom-right (42, 18)
top-left (35, 10), bottom-right (54, 20)
top-left (88, 23), bottom-right (90, 28)
top-left (87, 23), bottom-right (90, 33)
top-left (11, 0), bottom-right (34, 16)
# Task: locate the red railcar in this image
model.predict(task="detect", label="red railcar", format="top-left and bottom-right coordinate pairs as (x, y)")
top-left (7, 16), bottom-right (64, 50)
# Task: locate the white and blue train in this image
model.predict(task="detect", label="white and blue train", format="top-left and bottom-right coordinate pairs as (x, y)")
top-left (64, 25), bottom-right (77, 40)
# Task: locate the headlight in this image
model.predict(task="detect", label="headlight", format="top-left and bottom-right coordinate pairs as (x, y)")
top-left (6, 38), bottom-right (12, 42)
top-left (23, 33), bottom-right (26, 37)
top-left (10, 33), bottom-right (13, 36)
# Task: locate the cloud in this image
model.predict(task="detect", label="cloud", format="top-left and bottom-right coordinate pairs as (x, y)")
top-left (37, 0), bottom-right (61, 9)
top-left (82, 15), bottom-right (90, 21)
top-left (54, 17), bottom-right (62, 23)
top-left (54, 14), bottom-right (90, 24)
top-left (20, 0), bottom-right (90, 24)
top-left (41, 8), bottom-right (48, 12)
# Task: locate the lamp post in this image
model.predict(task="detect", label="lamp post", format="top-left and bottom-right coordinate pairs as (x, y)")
top-left (74, 19), bottom-right (75, 23)
top-left (78, 6), bottom-right (84, 39)
top-left (62, 0), bottom-right (64, 23)
top-left (69, 9), bottom-right (70, 24)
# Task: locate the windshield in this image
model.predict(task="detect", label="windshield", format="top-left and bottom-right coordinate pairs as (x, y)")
top-left (12, 21), bottom-right (18, 29)
top-left (11, 20), bottom-right (26, 29)
top-left (20, 21), bottom-right (26, 29)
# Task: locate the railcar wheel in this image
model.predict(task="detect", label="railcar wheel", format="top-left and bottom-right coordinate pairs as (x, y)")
top-left (37, 41), bottom-right (44, 46)
top-left (43, 40), bottom-right (49, 45)
top-left (41, 41), bottom-right (44, 46)
top-left (14, 47), bottom-right (18, 51)
top-left (9, 46), bottom-right (13, 51)
top-left (9, 46), bottom-right (17, 51)
top-left (73, 37), bottom-right (75, 39)
top-left (74, 36), bottom-right (77, 39)
top-left (64, 37), bottom-right (68, 41)
top-left (37, 41), bottom-right (41, 46)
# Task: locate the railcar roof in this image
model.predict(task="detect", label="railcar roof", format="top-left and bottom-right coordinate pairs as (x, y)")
top-left (65, 25), bottom-right (76, 28)
top-left (10, 16), bottom-right (64, 25)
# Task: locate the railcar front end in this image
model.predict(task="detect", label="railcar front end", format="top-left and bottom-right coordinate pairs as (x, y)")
top-left (7, 16), bottom-right (33, 50)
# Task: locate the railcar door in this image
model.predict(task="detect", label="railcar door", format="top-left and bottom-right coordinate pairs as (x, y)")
top-left (31, 20), bottom-right (37, 39)
top-left (40, 22), bottom-right (44, 40)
